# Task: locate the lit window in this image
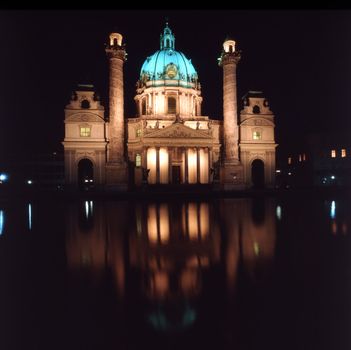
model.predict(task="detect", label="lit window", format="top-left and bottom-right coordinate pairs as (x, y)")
top-left (288, 157), bottom-right (292, 165)
top-left (80, 127), bottom-right (91, 137)
top-left (331, 149), bottom-right (336, 158)
top-left (303, 153), bottom-right (306, 161)
top-left (252, 131), bottom-right (261, 140)
top-left (135, 154), bottom-right (142, 167)
top-left (136, 129), bottom-right (142, 137)
top-left (167, 96), bottom-right (176, 114)
top-left (341, 149), bottom-right (346, 158)
top-left (299, 154), bottom-right (302, 162)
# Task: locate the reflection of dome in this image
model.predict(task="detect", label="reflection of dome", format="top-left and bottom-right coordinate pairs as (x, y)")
top-left (139, 24), bottom-right (198, 88)
top-left (147, 301), bottom-right (196, 332)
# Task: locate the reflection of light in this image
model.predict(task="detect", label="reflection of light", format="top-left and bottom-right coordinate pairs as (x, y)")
top-left (28, 203), bottom-right (32, 230)
top-left (331, 221), bottom-right (337, 235)
top-left (188, 203), bottom-right (198, 240)
top-left (0, 210), bottom-right (4, 235)
top-left (341, 223), bottom-right (347, 235)
top-left (85, 201), bottom-right (89, 219)
top-left (89, 201), bottom-right (93, 215)
top-left (253, 242), bottom-right (260, 256)
top-left (276, 205), bottom-right (282, 220)
top-left (330, 201), bottom-right (336, 219)
top-left (148, 204), bottom-right (158, 243)
top-left (159, 204), bottom-right (170, 243)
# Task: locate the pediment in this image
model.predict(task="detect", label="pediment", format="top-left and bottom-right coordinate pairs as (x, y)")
top-left (65, 112), bottom-right (104, 123)
top-left (144, 122), bottom-right (212, 139)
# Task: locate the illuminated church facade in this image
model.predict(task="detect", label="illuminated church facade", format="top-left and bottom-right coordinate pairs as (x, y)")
top-left (63, 24), bottom-right (277, 190)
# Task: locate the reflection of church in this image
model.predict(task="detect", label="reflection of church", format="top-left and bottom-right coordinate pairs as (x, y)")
top-left (63, 23), bottom-right (277, 190)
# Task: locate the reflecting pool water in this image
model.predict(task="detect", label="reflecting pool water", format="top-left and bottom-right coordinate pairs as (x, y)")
top-left (0, 197), bottom-right (350, 350)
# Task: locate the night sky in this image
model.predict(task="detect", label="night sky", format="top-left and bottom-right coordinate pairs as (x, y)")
top-left (1, 10), bottom-right (350, 164)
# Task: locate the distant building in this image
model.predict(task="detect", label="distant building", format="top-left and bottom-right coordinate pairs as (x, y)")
top-left (277, 132), bottom-right (351, 188)
top-left (63, 24), bottom-right (277, 191)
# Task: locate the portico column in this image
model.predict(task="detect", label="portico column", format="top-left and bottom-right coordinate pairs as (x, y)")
top-left (156, 147), bottom-right (160, 184)
top-left (197, 147), bottom-right (201, 184)
top-left (208, 147), bottom-right (212, 183)
top-left (185, 148), bottom-right (189, 184)
top-left (168, 148), bottom-right (172, 184)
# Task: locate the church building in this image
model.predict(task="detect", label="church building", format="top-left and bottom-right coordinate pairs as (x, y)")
top-left (62, 24), bottom-right (277, 190)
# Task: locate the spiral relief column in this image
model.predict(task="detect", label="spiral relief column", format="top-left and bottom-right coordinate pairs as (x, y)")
top-left (105, 32), bottom-right (128, 190)
top-left (219, 38), bottom-right (244, 190)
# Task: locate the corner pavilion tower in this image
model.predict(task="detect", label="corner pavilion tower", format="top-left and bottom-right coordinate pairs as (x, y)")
top-left (63, 23), bottom-right (277, 190)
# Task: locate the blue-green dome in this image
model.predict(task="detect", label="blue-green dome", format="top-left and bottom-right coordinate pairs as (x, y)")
top-left (139, 24), bottom-right (198, 88)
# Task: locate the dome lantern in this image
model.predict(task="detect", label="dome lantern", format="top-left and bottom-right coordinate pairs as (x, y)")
top-left (160, 22), bottom-right (175, 50)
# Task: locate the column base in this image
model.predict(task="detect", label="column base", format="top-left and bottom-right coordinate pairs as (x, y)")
top-left (220, 162), bottom-right (245, 190)
top-left (105, 162), bottom-right (128, 191)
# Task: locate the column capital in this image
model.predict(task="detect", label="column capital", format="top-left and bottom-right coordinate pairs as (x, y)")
top-left (218, 51), bottom-right (241, 67)
top-left (105, 46), bottom-right (127, 61)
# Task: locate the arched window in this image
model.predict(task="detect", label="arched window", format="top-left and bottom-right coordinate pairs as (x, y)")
top-left (142, 99), bottom-right (147, 115)
top-left (81, 100), bottom-right (90, 109)
top-left (166, 39), bottom-right (170, 47)
top-left (167, 96), bottom-right (176, 114)
top-left (135, 154), bottom-right (142, 167)
top-left (253, 105), bottom-right (260, 114)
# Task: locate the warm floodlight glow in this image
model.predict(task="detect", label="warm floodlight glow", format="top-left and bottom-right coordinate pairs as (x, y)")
top-left (223, 39), bottom-right (236, 53)
top-left (147, 148), bottom-right (157, 184)
top-left (109, 33), bottom-right (123, 46)
top-left (187, 149), bottom-right (197, 184)
top-left (159, 148), bottom-right (169, 184)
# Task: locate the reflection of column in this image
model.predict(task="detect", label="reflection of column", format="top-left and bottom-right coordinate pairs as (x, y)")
top-left (156, 146), bottom-right (160, 184)
top-left (197, 148), bottom-right (200, 184)
top-left (185, 148), bottom-right (189, 184)
top-left (208, 147), bottom-right (212, 182)
top-left (142, 147), bottom-right (147, 169)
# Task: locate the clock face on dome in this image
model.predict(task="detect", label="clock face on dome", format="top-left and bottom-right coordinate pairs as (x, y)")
top-left (166, 63), bottom-right (177, 79)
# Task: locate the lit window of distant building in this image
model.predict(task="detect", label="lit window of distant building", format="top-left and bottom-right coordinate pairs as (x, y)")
top-left (135, 154), bottom-right (142, 167)
top-left (331, 149), bottom-right (336, 158)
top-left (288, 157), bottom-right (292, 165)
top-left (253, 131), bottom-right (261, 140)
top-left (303, 153), bottom-right (306, 161)
top-left (341, 149), bottom-right (346, 158)
top-left (299, 154), bottom-right (302, 162)
top-left (136, 129), bottom-right (142, 137)
top-left (80, 127), bottom-right (91, 137)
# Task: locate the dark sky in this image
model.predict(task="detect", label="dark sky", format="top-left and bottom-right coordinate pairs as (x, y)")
top-left (0, 10), bottom-right (350, 164)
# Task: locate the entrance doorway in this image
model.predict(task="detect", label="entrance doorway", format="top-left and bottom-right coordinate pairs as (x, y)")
top-left (251, 159), bottom-right (265, 189)
top-left (172, 166), bottom-right (181, 184)
top-left (78, 158), bottom-right (94, 190)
